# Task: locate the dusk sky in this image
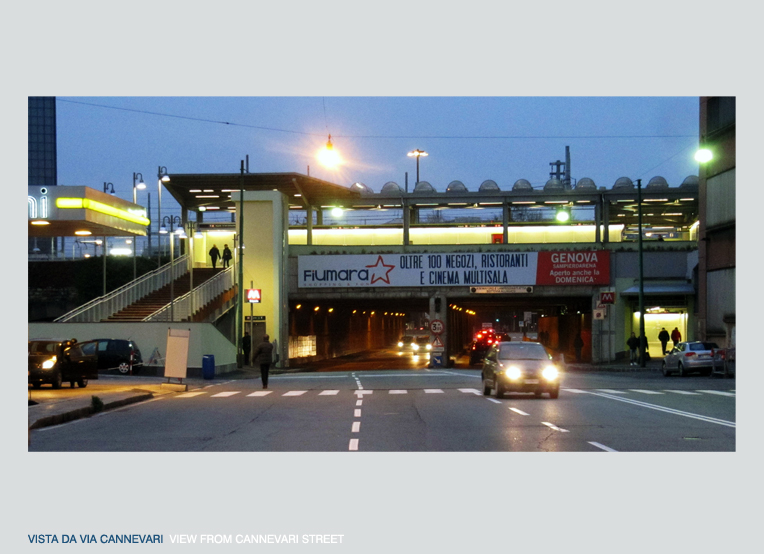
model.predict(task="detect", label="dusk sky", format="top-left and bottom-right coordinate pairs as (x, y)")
top-left (55, 96), bottom-right (701, 220)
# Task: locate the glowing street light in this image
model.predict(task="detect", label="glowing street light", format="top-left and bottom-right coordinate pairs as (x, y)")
top-left (407, 149), bottom-right (428, 184)
top-left (695, 148), bottom-right (713, 163)
top-left (317, 134), bottom-right (341, 168)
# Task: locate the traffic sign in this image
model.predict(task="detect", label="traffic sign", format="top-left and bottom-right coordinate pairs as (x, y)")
top-left (432, 335), bottom-right (444, 350)
top-left (430, 319), bottom-right (444, 335)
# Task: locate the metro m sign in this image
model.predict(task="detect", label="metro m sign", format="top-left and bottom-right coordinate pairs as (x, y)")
top-left (599, 291), bottom-right (615, 304)
top-left (246, 289), bottom-right (262, 303)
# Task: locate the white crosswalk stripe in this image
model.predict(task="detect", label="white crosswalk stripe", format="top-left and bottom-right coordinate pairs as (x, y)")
top-left (389, 390), bottom-right (407, 394)
top-left (211, 391), bottom-right (240, 397)
top-left (282, 391), bottom-right (307, 396)
top-left (424, 389), bottom-right (444, 393)
top-left (318, 390), bottom-right (340, 395)
top-left (247, 391), bottom-right (272, 397)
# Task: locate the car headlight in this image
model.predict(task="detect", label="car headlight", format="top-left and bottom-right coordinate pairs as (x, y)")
top-left (412, 343), bottom-right (419, 351)
top-left (397, 342), bottom-right (404, 348)
top-left (542, 366), bottom-right (559, 380)
top-left (504, 366), bottom-right (522, 380)
top-left (426, 344), bottom-right (432, 350)
top-left (41, 356), bottom-right (57, 370)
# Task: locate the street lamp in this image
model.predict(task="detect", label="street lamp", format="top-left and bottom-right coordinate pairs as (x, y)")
top-left (636, 178), bottom-right (646, 367)
top-left (103, 182), bottom-right (115, 194)
top-left (407, 149), bottom-right (428, 184)
top-left (157, 166), bottom-right (170, 268)
top-left (160, 215), bottom-right (182, 321)
top-left (132, 172), bottom-right (146, 280)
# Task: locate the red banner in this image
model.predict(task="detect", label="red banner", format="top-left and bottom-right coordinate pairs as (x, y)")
top-left (535, 251), bottom-right (610, 285)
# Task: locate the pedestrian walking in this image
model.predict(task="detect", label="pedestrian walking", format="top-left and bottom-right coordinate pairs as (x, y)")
top-left (658, 327), bottom-right (670, 354)
top-left (573, 334), bottom-right (584, 362)
top-left (222, 244), bottom-right (232, 268)
top-left (209, 244), bottom-right (220, 268)
top-left (671, 327), bottom-right (682, 347)
top-left (242, 331), bottom-right (252, 367)
top-left (252, 334), bottom-right (274, 389)
top-left (627, 332), bottom-right (639, 366)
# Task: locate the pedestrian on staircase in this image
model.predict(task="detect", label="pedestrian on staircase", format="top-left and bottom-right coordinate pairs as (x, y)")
top-left (222, 244), bottom-right (232, 268)
top-left (209, 244), bottom-right (220, 269)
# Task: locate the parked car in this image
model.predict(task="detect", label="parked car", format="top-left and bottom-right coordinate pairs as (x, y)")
top-left (481, 341), bottom-right (561, 399)
top-left (662, 341), bottom-right (719, 377)
top-left (81, 338), bottom-right (143, 374)
top-left (711, 346), bottom-right (735, 378)
top-left (28, 338), bottom-right (98, 389)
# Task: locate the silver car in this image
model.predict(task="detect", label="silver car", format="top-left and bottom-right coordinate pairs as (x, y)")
top-left (481, 341), bottom-right (562, 399)
top-left (662, 341), bottom-right (719, 377)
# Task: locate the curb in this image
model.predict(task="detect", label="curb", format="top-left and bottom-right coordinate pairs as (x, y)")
top-left (28, 392), bottom-right (154, 430)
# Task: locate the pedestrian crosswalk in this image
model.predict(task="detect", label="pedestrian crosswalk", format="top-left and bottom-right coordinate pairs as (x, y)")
top-left (175, 388), bottom-right (735, 399)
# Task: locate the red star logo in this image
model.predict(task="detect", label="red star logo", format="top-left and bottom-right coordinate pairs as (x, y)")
top-left (365, 255), bottom-right (396, 285)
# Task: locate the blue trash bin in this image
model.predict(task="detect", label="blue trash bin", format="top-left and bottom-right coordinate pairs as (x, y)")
top-left (202, 355), bottom-right (215, 380)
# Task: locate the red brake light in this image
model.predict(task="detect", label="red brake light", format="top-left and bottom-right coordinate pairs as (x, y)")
top-left (684, 352), bottom-right (696, 357)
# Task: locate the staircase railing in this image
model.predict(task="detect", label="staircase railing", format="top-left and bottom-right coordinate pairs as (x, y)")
top-left (144, 266), bottom-right (235, 322)
top-left (54, 255), bottom-right (189, 323)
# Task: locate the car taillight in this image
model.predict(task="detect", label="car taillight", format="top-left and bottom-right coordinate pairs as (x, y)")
top-left (684, 352), bottom-right (696, 357)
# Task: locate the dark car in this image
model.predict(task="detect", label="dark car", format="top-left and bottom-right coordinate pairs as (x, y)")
top-left (28, 339), bottom-right (98, 389)
top-left (481, 341), bottom-right (562, 399)
top-left (469, 331), bottom-right (499, 365)
top-left (711, 346), bottom-right (735, 378)
top-left (83, 338), bottom-right (143, 374)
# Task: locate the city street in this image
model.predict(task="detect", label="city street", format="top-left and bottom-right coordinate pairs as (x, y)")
top-left (29, 368), bottom-right (735, 452)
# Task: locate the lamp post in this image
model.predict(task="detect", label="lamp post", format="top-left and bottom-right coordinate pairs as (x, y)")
top-left (160, 215), bottom-right (182, 321)
top-left (407, 149), bottom-right (428, 184)
top-left (636, 178), bottom-right (646, 367)
top-left (132, 172), bottom-right (146, 280)
top-left (103, 182), bottom-right (115, 194)
top-left (157, 167), bottom-right (170, 268)
top-left (186, 220), bottom-right (197, 320)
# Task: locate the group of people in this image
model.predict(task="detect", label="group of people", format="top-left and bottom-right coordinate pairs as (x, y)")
top-left (627, 327), bottom-right (682, 366)
top-left (241, 331), bottom-right (276, 389)
top-left (208, 244), bottom-right (232, 269)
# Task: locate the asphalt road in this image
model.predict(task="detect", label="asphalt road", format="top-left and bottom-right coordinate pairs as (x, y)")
top-left (29, 368), bottom-right (735, 452)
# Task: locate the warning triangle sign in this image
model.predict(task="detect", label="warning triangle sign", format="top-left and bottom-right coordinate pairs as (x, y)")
top-left (432, 336), bottom-right (444, 348)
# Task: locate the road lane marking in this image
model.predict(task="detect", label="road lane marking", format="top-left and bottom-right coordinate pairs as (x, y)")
top-left (282, 391), bottom-right (307, 396)
top-left (351, 422), bottom-right (361, 433)
top-left (588, 441), bottom-right (618, 452)
top-left (247, 391), bottom-right (272, 397)
top-left (349, 439), bottom-right (359, 451)
top-left (630, 389), bottom-right (664, 395)
top-left (319, 390), bottom-right (340, 395)
top-left (487, 398), bottom-right (502, 404)
top-left (436, 370), bottom-right (481, 378)
top-left (354, 390), bottom-right (373, 396)
top-left (596, 389), bottom-right (627, 394)
top-left (356, 399), bottom-right (363, 406)
top-left (354, 409), bottom-right (362, 417)
top-left (542, 422), bottom-right (569, 432)
top-left (211, 391), bottom-right (240, 397)
top-left (424, 389), bottom-right (444, 393)
top-left (588, 392), bottom-right (736, 427)
top-left (459, 388), bottom-right (481, 395)
top-left (696, 390), bottom-right (736, 397)
top-left (176, 392), bottom-right (207, 398)
top-left (562, 388), bottom-right (588, 393)
top-left (664, 390), bottom-right (702, 395)
top-left (389, 390), bottom-right (407, 394)
top-left (509, 408), bottom-right (529, 416)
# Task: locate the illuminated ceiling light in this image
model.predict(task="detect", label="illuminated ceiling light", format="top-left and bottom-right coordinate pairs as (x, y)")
top-left (331, 207), bottom-right (344, 218)
top-left (694, 148), bottom-right (713, 163)
top-left (328, 308), bottom-right (334, 313)
top-left (317, 134), bottom-right (341, 168)
top-left (56, 198), bottom-right (150, 226)
top-left (30, 220), bottom-right (50, 225)
top-left (555, 207), bottom-right (571, 222)
top-left (296, 304), bottom-right (302, 309)
top-left (314, 306), bottom-right (320, 311)
top-left (74, 230), bottom-right (91, 235)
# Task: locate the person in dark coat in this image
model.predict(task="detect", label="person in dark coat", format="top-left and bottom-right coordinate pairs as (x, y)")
top-left (627, 332), bottom-right (639, 366)
top-left (209, 244), bottom-right (220, 268)
top-left (242, 331), bottom-right (252, 367)
top-left (671, 327), bottom-right (682, 347)
top-left (573, 334), bottom-right (584, 362)
top-left (222, 244), bottom-right (232, 268)
top-left (252, 334), bottom-right (274, 389)
top-left (658, 328), bottom-right (670, 354)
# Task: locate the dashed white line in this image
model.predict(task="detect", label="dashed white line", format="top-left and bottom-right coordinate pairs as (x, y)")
top-left (630, 389), bottom-right (664, 395)
top-left (351, 422), bottom-right (361, 433)
top-left (509, 408), bottom-right (529, 416)
top-left (176, 392), bottom-right (207, 398)
top-left (389, 390), bottom-right (407, 394)
top-left (696, 390), bottom-right (736, 397)
top-left (349, 438), bottom-right (359, 451)
top-left (458, 388), bottom-right (481, 395)
top-left (354, 409), bottom-right (362, 417)
top-left (424, 389), bottom-right (444, 394)
top-left (356, 399), bottom-right (363, 406)
top-left (563, 388), bottom-right (588, 394)
top-left (319, 390), bottom-right (340, 395)
top-left (664, 390), bottom-right (702, 395)
top-left (596, 389), bottom-right (627, 394)
top-left (588, 441), bottom-right (618, 452)
top-left (542, 421), bottom-right (569, 432)
top-left (486, 398), bottom-right (502, 404)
